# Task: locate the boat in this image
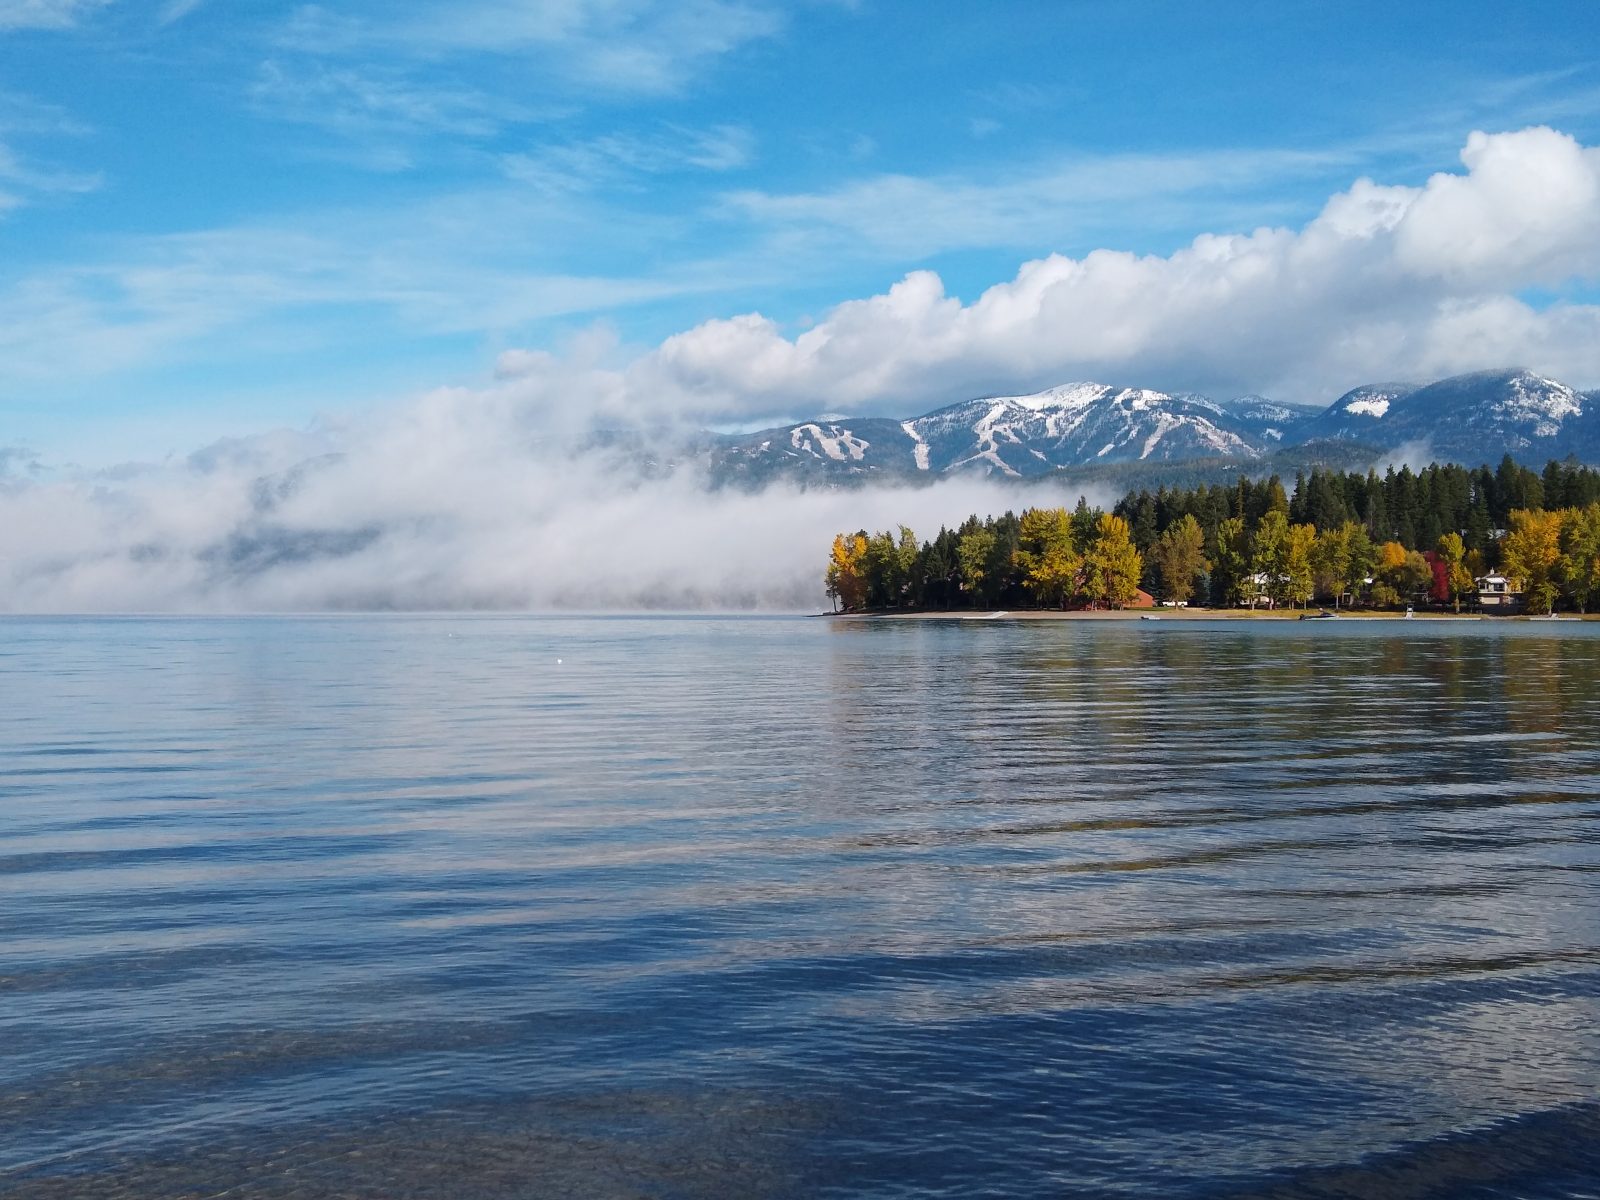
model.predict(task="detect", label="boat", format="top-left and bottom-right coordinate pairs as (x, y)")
top-left (1299, 610), bottom-right (1338, 621)
top-left (1140, 615), bottom-right (1162, 621)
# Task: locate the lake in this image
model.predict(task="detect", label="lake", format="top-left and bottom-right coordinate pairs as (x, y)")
top-left (3, 615), bottom-right (1599, 1198)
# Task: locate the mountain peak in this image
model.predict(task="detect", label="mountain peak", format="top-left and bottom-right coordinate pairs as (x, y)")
top-left (705, 368), bottom-right (1597, 487)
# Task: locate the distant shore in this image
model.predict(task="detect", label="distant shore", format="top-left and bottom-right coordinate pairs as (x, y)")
top-left (828, 608), bottom-right (1589, 621)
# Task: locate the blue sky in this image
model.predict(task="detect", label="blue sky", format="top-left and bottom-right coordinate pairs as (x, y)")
top-left (3, 0), bottom-right (1600, 463)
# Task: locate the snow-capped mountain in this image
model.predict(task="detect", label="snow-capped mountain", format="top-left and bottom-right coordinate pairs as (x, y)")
top-left (703, 368), bottom-right (1597, 487)
top-left (712, 417), bottom-right (920, 485)
top-left (1294, 383), bottom-right (1423, 444)
top-left (1205, 395), bottom-right (1314, 443)
top-left (1297, 369), bottom-right (1594, 460)
top-left (904, 383), bottom-right (1265, 474)
top-left (715, 383), bottom-right (1283, 482)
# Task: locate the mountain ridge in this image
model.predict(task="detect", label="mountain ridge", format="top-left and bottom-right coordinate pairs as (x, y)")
top-left (706, 367), bottom-right (1599, 486)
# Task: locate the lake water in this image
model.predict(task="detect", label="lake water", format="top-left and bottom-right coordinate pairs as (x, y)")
top-left (3, 615), bottom-right (1599, 1198)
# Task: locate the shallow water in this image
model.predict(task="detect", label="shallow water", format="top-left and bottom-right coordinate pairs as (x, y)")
top-left (2, 615), bottom-right (1599, 1198)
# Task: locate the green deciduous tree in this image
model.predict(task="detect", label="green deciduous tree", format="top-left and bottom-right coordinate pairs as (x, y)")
top-left (1311, 525), bottom-right (1351, 607)
top-left (957, 527), bottom-right (996, 602)
top-left (1435, 532), bottom-right (1472, 612)
top-left (1344, 523), bottom-right (1376, 606)
top-left (1560, 503), bottom-right (1600, 613)
top-left (1251, 510), bottom-right (1289, 607)
top-left (1149, 513), bottom-right (1208, 605)
top-left (1285, 523), bottom-right (1317, 609)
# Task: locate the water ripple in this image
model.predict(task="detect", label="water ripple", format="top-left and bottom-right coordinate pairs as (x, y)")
top-left (2, 615), bottom-right (1598, 1197)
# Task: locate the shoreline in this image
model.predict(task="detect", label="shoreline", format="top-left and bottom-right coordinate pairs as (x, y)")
top-left (828, 608), bottom-right (1587, 622)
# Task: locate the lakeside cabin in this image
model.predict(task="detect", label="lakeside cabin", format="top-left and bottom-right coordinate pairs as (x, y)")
top-left (1475, 573), bottom-right (1521, 612)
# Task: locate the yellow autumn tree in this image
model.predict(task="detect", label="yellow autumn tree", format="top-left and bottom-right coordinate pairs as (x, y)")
top-left (825, 532), bottom-right (868, 611)
top-left (1015, 507), bottom-right (1081, 608)
top-left (1084, 513), bottom-right (1143, 609)
top-left (1502, 508), bottom-right (1563, 613)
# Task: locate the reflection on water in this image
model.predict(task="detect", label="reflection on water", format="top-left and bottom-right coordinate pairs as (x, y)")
top-left (2, 616), bottom-right (1599, 1198)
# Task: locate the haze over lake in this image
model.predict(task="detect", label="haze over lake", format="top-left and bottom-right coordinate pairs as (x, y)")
top-left (4, 616), bottom-right (1599, 1198)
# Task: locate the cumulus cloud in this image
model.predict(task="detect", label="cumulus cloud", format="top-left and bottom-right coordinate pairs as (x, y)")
top-left (0, 388), bottom-right (1095, 612)
top-left (610, 126), bottom-right (1600, 418)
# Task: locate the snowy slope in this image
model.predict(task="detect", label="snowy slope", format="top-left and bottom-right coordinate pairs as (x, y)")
top-left (704, 369), bottom-right (1600, 487)
top-left (902, 384), bottom-right (1264, 476)
top-left (1294, 383), bottom-right (1422, 444)
top-left (1296, 369), bottom-right (1594, 459)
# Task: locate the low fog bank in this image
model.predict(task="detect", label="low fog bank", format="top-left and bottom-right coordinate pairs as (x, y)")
top-left (0, 395), bottom-right (1103, 613)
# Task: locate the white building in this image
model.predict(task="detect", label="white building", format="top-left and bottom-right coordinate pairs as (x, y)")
top-left (1475, 574), bottom-right (1520, 610)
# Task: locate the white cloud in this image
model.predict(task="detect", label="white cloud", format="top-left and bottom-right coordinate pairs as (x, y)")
top-left (0, 389), bottom-right (1096, 612)
top-left (0, 139), bottom-right (101, 202)
top-left (157, 0), bottom-right (205, 24)
top-left (626, 126), bottom-right (1600, 415)
top-left (0, 0), bottom-right (109, 30)
top-left (282, 0), bottom-right (784, 97)
top-left (0, 191), bottom-right (703, 386)
top-left (0, 91), bottom-right (99, 214)
top-left (254, 59), bottom-right (515, 140)
top-left (718, 144), bottom-right (1351, 262)
top-left (500, 123), bottom-right (755, 193)
top-left (249, 59), bottom-right (526, 167)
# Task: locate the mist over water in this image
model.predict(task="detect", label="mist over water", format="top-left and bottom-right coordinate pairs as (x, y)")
top-left (0, 410), bottom-right (1101, 612)
top-left (3, 615), bottom-right (1599, 1197)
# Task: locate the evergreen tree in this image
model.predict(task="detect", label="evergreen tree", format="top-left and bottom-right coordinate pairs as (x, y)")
top-left (1212, 517), bottom-right (1250, 607)
top-left (1070, 496), bottom-right (1102, 551)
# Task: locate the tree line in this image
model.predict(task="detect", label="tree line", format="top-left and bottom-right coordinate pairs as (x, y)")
top-left (825, 456), bottom-right (1600, 614)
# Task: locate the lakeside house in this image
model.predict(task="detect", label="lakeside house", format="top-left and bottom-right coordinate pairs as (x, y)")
top-left (1244, 571), bottom-right (1282, 609)
top-left (1475, 573), bottom-right (1521, 611)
